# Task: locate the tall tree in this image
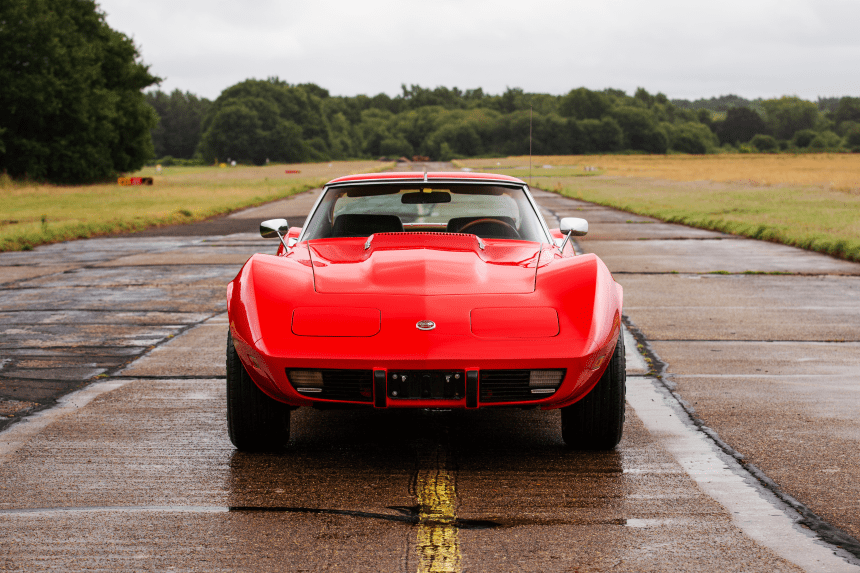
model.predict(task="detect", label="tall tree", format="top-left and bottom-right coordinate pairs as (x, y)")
top-left (834, 97), bottom-right (860, 127)
top-left (761, 97), bottom-right (819, 140)
top-left (713, 107), bottom-right (769, 144)
top-left (198, 78), bottom-right (331, 164)
top-left (0, 0), bottom-right (159, 183)
top-left (146, 90), bottom-right (211, 159)
top-left (610, 106), bottom-right (669, 153)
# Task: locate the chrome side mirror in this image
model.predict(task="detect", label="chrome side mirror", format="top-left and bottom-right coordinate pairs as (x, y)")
top-left (559, 217), bottom-right (588, 237)
top-left (558, 217), bottom-right (588, 253)
top-left (260, 218), bottom-right (291, 252)
top-left (260, 218), bottom-right (289, 239)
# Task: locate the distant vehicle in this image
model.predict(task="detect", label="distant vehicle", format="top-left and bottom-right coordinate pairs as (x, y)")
top-left (226, 172), bottom-right (625, 451)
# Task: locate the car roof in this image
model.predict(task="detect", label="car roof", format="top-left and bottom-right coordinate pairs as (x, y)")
top-left (325, 171), bottom-right (526, 186)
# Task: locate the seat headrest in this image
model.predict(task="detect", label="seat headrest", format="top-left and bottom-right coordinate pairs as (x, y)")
top-left (331, 214), bottom-right (404, 237)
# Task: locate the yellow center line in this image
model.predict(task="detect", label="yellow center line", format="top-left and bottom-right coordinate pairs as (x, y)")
top-left (415, 448), bottom-right (461, 573)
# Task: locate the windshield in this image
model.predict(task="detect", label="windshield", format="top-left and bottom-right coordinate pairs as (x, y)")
top-left (302, 183), bottom-right (548, 243)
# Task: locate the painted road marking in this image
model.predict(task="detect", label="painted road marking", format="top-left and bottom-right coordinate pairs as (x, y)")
top-left (415, 444), bottom-right (461, 573)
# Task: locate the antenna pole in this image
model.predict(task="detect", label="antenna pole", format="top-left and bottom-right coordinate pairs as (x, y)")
top-left (529, 105), bottom-right (533, 187)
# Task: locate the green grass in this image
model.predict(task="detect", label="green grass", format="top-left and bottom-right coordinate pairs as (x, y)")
top-left (0, 161), bottom-right (388, 252)
top-left (536, 176), bottom-right (860, 263)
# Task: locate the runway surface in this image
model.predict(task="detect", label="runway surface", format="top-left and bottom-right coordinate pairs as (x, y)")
top-left (1, 164), bottom-right (858, 571)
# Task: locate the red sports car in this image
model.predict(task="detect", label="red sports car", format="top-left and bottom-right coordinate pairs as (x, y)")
top-left (226, 172), bottom-right (625, 451)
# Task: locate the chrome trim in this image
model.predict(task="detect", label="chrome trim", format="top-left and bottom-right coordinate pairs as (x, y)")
top-left (364, 234), bottom-right (373, 250)
top-left (558, 230), bottom-right (572, 254)
top-left (296, 387), bottom-right (323, 393)
top-left (301, 179), bottom-right (553, 246)
top-left (476, 236), bottom-right (485, 250)
top-left (324, 177), bottom-right (526, 188)
top-left (521, 184), bottom-right (555, 245)
top-left (296, 186), bottom-right (330, 243)
top-left (416, 320), bottom-right (436, 331)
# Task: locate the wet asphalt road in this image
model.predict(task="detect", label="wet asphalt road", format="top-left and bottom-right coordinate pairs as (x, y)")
top-left (531, 186), bottom-right (860, 549)
top-left (1, 164), bottom-right (859, 571)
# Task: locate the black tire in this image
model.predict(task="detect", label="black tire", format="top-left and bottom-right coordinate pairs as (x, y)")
top-left (561, 333), bottom-right (626, 450)
top-left (226, 333), bottom-right (291, 452)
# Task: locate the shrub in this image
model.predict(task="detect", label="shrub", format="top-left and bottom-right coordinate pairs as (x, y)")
top-left (750, 134), bottom-right (778, 152)
top-left (808, 131), bottom-right (842, 151)
top-left (792, 129), bottom-right (818, 148)
top-left (669, 122), bottom-right (719, 154)
top-left (845, 126), bottom-right (860, 148)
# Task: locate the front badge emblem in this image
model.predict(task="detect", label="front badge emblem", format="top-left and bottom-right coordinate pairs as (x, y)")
top-left (416, 320), bottom-right (436, 331)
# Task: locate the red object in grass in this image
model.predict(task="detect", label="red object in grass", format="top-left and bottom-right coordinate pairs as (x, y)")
top-left (117, 177), bottom-right (153, 186)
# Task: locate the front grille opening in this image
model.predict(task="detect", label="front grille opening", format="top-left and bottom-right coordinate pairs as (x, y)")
top-left (286, 369), bottom-right (373, 403)
top-left (480, 369), bottom-right (566, 403)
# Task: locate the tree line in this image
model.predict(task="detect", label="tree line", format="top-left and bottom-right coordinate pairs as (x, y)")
top-left (149, 81), bottom-right (860, 166)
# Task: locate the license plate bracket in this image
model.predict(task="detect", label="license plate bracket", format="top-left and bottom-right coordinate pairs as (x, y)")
top-left (387, 370), bottom-right (465, 400)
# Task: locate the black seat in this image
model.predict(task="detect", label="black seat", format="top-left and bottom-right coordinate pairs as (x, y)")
top-left (331, 214), bottom-right (404, 237)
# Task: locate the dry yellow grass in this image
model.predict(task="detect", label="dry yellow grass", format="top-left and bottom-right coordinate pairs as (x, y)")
top-left (459, 154), bottom-right (860, 192)
top-left (1, 160), bottom-right (387, 252)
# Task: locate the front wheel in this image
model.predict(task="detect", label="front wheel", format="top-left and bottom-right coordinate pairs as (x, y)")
top-left (226, 333), bottom-right (291, 452)
top-left (561, 333), bottom-right (626, 450)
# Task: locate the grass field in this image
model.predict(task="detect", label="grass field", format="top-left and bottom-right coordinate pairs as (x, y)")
top-left (459, 154), bottom-right (860, 192)
top-left (0, 161), bottom-right (387, 252)
top-left (458, 154), bottom-right (860, 262)
top-left (4, 155), bottom-right (859, 261)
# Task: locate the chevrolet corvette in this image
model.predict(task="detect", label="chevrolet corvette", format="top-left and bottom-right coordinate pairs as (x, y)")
top-left (226, 172), bottom-right (625, 451)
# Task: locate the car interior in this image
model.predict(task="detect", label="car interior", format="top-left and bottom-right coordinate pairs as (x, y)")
top-left (329, 214), bottom-right (521, 239)
top-left (301, 184), bottom-right (548, 242)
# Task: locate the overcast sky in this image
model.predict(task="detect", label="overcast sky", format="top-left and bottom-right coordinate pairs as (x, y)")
top-left (98, 0), bottom-right (860, 102)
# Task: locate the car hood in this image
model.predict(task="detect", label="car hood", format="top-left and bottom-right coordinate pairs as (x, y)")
top-left (306, 233), bottom-right (542, 295)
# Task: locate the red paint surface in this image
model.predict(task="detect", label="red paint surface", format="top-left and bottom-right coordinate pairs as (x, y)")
top-left (470, 307), bottom-right (559, 338)
top-left (309, 235), bottom-right (539, 295)
top-left (292, 307), bottom-right (380, 337)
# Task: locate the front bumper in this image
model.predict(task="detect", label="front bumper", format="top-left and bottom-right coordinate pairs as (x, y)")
top-left (231, 329), bottom-right (619, 410)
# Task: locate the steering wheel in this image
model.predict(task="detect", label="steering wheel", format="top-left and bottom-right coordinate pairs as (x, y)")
top-left (458, 218), bottom-right (520, 239)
